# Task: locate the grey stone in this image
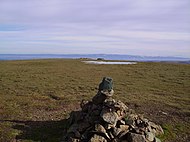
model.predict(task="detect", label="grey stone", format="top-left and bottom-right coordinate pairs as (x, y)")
top-left (115, 101), bottom-right (128, 120)
top-left (118, 130), bottom-right (129, 139)
top-left (92, 124), bottom-right (110, 140)
top-left (104, 97), bottom-right (116, 107)
top-left (78, 122), bottom-right (91, 132)
top-left (134, 127), bottom-right (145, 135)
top-left (68, 111), bottom-right (84, 125)
top-left (113, 127), bottom-right (122, 137)
top-left (118, 119), bottom-right (126, 125)
top-left (145, 132), bottom-right (155, 142)
top-left (125, 117), bottom-right (134, 126)
top-left (95, 124), bottom-right (106, 133)
top-left (108, 131), bottom-right (115, 139)
top-left (81, 100), bottom-right (93, 112)
top-left (92, 92), bottom-right (107, 105)
top-left (104, 123), bottom-right (114, 130)
top-left (100, 108), bottom-right (119, 126)
top-left (128, 133), bottom-right (146, 142)
top-left (89, 134), bottom-right (107, 142)
top-left (120, 125), bottom-right (130, 132)
top-left (148, 122), bottom-right (164, 135)
top-left (114, 101), bottom-right (128, 111)
top-left (101, 89), bottom-right (114, 97)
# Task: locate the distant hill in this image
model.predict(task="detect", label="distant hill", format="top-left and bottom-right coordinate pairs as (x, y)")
top-left (0, 54), bottom-right (189, 62)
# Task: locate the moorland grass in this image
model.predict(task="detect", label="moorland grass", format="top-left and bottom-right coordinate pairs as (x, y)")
top-left (0, 59), bottom-right (189, 142)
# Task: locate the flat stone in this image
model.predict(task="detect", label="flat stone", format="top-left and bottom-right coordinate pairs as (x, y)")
top-left (145, 132), bottom-right (155, 142)
top-left (100, 109), bottom-right (118, 126)
top-left (120, 125), bottom-right (129, 132)
top-left (89, 134), bottom-right (107, 142)
top-left (95, 124), bottom-right (106, 133)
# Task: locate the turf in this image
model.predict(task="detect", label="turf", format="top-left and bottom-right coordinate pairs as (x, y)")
top-left (0, 59), bottom-right (189, 142)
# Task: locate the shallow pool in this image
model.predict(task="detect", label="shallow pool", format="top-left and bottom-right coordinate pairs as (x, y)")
top-left (83, 61), bottom-right (137, 65)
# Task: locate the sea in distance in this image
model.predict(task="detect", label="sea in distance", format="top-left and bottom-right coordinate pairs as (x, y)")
top-left (0, 54), bottom-right (190, 62)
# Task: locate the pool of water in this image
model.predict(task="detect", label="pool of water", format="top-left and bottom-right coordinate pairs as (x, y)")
top-left (83, 61), bottom-right (137, 65)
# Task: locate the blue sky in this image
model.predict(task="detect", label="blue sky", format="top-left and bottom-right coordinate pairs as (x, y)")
top-left (0, 0), bottom-right (190, 57)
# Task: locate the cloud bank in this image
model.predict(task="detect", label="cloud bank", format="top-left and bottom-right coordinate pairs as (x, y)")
top-left (0, 0), bottom-right (190, 57)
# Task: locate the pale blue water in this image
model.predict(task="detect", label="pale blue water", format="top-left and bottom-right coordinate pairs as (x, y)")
top-left (0, 54), bottom-right (189, 61)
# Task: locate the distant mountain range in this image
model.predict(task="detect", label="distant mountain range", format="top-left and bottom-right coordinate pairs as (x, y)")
top-left (0, 54), bottom-right (189, 62)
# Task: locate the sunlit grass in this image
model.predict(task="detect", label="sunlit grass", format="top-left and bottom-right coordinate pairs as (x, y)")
top-left (0, 59), bottom-right (189, 142)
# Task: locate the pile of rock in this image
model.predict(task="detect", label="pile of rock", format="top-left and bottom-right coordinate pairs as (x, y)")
top-left (62, 77), bottom-right (164, 142)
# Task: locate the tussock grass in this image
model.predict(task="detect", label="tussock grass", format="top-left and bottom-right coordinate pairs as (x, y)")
top-left (0, 59), bottom-right (189, 142)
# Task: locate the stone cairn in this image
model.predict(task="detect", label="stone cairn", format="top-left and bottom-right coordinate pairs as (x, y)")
top-left (62, 77), bottom-right (164, 142)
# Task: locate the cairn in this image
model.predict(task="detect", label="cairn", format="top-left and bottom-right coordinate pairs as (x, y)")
top-left (62, 77), bottom-right (164, 142)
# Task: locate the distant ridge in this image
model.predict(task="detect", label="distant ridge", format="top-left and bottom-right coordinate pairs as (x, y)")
top-left (0, 54), bottom-right (189, 62)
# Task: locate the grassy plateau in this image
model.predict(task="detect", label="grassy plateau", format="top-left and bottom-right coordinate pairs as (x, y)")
top-left (0, 59), bottom-right (189, 142)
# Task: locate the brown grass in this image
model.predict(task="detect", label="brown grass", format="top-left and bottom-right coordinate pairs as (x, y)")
top-left (0, 59), bottom-right (189, 142)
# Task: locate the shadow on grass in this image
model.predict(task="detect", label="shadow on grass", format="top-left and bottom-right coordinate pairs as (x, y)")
top-left (2, 119), bottom-right (68, 142)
